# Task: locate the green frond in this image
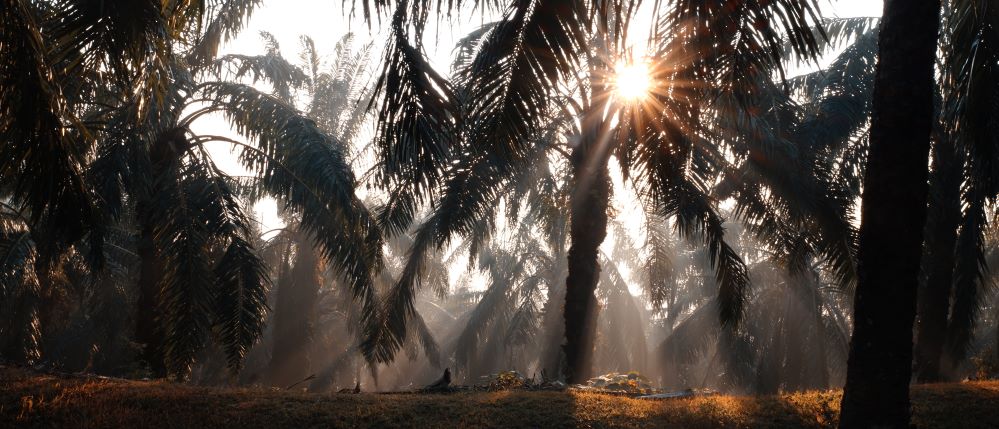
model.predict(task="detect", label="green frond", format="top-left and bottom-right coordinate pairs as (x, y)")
top-left (188, 0), bottom-right (263, 68)
top-left (370, 5), bottom-right (458, 235)
top-left (659, 0), bottom-right (824, 87)
top-left (212, 235), bottom-right (269, 375)
top-left (211, 37), bottom-right (310, 102)
top-left (0, 0), bottom-right (95, 252)
top-left (198, 82), bottom-right (382, 313)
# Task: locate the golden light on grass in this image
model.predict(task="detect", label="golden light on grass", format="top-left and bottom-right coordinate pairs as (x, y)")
top-left (613, 60), bottom-right (652, 102)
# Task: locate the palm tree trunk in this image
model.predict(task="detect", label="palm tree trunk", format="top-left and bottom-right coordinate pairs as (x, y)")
top-left (838, 1), bottom-right (941, 428)
top-left (562, 155), bottom-right (610, 384)
top-left (134, 128), bottom-right (190, 378)
top-left (562, 63), bottom-right (613, 384)
top-left (135, 223), bottom-right (167, 377)
top-left (267, 235), bottom-right (321, 387)
top-left (541, 270), bottom-right (566, 377)
top-left (914, 140), bottom-right (962, 383)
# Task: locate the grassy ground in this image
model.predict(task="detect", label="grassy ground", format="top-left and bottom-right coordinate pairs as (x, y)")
top-left (2, 367), bottom-right (998, 428)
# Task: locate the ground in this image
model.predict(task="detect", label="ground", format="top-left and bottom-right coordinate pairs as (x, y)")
top-left (2, 367), bottom-right (998, 428)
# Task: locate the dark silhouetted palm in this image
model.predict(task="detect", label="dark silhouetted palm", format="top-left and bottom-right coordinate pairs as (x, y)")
top-left (356, 0), bottom-right (851, 384)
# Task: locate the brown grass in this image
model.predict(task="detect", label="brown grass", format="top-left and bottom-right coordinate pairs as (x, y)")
top-left (2, 367), bottom-right (998, 428)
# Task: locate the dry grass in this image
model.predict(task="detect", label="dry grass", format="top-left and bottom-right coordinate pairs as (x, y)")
top-left (2, 367), bottom-right (998, 428)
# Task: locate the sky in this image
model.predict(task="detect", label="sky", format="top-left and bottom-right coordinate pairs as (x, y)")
top-left (193, 0), bottom-right (885, 290)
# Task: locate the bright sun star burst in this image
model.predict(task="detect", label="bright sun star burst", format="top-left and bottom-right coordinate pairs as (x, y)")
top-left (613, 60), bottom-right (652, 101)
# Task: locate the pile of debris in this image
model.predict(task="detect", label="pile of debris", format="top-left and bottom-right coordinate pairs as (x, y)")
top-left (478, 370), bottom-right (567, 391)
top-left (578, 372), bottom-right (655, 395)
top-left (414, 368), bottom-right (716, 400)
top-left (576, 372), bottom-right (718, 400)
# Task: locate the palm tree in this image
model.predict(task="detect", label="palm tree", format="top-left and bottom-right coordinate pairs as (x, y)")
top-left (1, 0), bottom-right (263, 370)
top-left (210, 32), bottom-right (390, 388)
top-left (357, 0), bottom-right (839, 384)
top-left (0, 1), bottom-right (382, 379)
top-left (915, 0), bottom-right (999, 383)
top-left (838, 1), bottom-right (942, 428)
top-left (772, 6), bottom-right (999, 385)
top-left (658, 221), bottom-right (852, 393)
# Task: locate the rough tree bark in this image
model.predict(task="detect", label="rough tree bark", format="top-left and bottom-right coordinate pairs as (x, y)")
top-left (914, 140), bottom-right (962, 383)
top-left (562, 144), bottom-right (611, 385)
top-left (562, 61), bottom-right (614, 384)
top-left (838, 1), bottom-right (942, 428)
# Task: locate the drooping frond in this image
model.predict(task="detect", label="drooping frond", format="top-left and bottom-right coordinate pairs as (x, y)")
top-left (621, 89), bottom-right (751, 324)
top-left (370, 4), bottom-right (458, 235)
top-left (151, 167), bottom-right (215, 378)
top-left (659, 0), bottom-right (824, 87)
top-left (187, 0), bottom-right (263, 68)
top-left (641, 212), bottom-right (677, 310)
top-left (212, 234), bottom-right (269, 375)
top-left (939, 0), bottom-right (999, 361)
top-left (361, 0), bottom-right (584, 364)
top-left (0, 0), bottom-right (95, 255)
top-left (198, 82), bottom-right (382, 312)
top-left (406, 308), bottom-right (441, 367)
top-left (946, 185), bottom-right (992, 362)
top-left (0, 220), bottom-right (41, 363)
top-left (211, 43), bottom-right (310, 102)
top-left (659, 300), bottom-right (721, 365)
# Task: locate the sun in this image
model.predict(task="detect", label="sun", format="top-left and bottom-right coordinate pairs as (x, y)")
top-left (613, 60), bottom-right (652, 101)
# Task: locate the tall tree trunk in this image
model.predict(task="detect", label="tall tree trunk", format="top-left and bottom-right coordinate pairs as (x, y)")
top-left (563, 148), bottom-right (610, 384)
top-left (135, 223), bottom-right (167, 377)
top-left (914, 140), bottom-right (962, 383)
top-left (134, 128), bottom-right (189, 378)
top-left (562, 62), bottom-right (613, 384)
top-left (541, 269), bottom-right (567, 377)
top-left (267, 235), bottom-right (321, 387)
top-left (838, 1), bottom-right (941, 428)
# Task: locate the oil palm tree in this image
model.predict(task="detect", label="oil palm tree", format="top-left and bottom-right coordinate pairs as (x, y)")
top-left (106, 62), bottom-right (379, 379)
top-left (1, 0), bottom-right (264, 257)
top-left (658, 222), bottom-right (852, 393)
top-left (838, 1), bottom-right (943, 427)
top-left (206, 31), bottom-right (380, 386)
top-left (1, 0), bottom-right (264, 371)
top-left (917, 0), bottom-right (999, 383)
top-left (358, 0), bottom-right (841, 384)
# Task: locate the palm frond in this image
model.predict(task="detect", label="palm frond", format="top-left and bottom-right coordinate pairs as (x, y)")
top-left (198, 82), bottom-right (382, 313)
top-left (188, 0), bottom-right (263, 68)
top-left (0, 0), bottom-right (95, 255)
top-left (212, 235), bottom-right (269, 375)
top-left (211, 49), bottom-right (310, 102)
top-left (370, 4), bottom-right (458, 235)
